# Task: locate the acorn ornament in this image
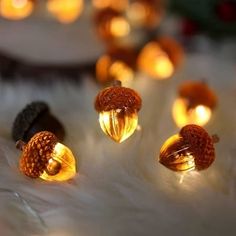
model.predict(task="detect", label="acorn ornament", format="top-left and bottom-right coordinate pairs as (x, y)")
top-left (172, 81), bottom-right (217, 127)
top-left (159, 124), bottom-right (219, 172)
top-left (12, 101), bottom-right (65, 143)
top-left (94, 81), bottom-right (142, 143)
top-left (17, 131), bottom-right (77, 181)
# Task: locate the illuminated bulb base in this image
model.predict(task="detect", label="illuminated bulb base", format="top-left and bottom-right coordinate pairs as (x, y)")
top-left (159, 134), bottom-right (196, 172)
top-left (40, 143), bottom-right (76, 181)
top-left (172, 98), bottom-right (212, 127)
top-left (99, 109), bottom-right (138, 143)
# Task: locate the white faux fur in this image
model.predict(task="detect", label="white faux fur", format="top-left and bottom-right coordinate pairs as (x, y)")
top-left (0, 53), bottom-right (236, 236)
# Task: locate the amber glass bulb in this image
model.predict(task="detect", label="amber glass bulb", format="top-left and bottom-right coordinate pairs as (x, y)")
top-left (99, 109), bottom-right (138, 143)
top-left (94, 8), bottom-right (130, 41)
top-left (92, 0), bottom-right (128, 11)
top-left (127, 0), bottom-right (163, 29)
top-left (0, 0), bottom-right (34, 20)
top-left (138, 42), bottom-right (174, 79)
top-left (172, 81), bottom-right (217, 127)
top-left (172, 98), bottom-right (212, 127)
top-left (95, 82), bottom-right (142, 143)
top-left (47, 0), bottom-right (84, 23)
top-left (159, 124), bottom-right (218, 172)
top-left (18, 131), bottom-right (77, 182)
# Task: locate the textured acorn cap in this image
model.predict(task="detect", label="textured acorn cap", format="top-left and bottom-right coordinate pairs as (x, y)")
top-left (95, 86), bottom-right (142, 113)
top-left (180, 124), bottom-right (216, 170)
top-left (179, 81), bottom-right (217, 110)
top-left (12, 101), bottom-right (65, 142)
top-left (19, 131), bottom-right (58, 178)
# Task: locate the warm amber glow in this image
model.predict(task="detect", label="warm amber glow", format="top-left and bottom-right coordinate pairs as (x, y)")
top-left (40, 143), bottom-right (76, 181)
top-left (172, 98), bottom-right (212, 128)
top-left (92, 0), bottom-right (128, 11)
top-left (159, 134), bottom-right (196, 172)
top-left (0, 0), bottom-right (34, 20)
top-left (96, 55), bottom-right (134, 84)
top-left (110, 16), bottom-right (130, 37)
top-left (47, 0), bottom-right (84, 23)
top-left (127, 2), bottom-right (146, 26)
top-left (99, 109), bottom-right (138, 143)
top-left (138, 42), bottom-right (174, 79)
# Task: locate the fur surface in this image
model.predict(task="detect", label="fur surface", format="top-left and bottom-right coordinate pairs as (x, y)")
top-left (0, 53), bottom-right (236, 236)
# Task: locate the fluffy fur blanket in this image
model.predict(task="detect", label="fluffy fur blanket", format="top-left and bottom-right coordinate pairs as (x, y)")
top-left (0, 53), bottom-right (235, 236)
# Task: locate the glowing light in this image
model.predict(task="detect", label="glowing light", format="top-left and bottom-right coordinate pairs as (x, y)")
top-left (99, 109), bottom-right (138, 143)
top-left (40, 143), bottom-right (76, 181)
top-left (47, 0), bottom-right (84, 24)
top-left (159, 134), bottom-right (196, 172)
top-left (92, 0), bottom-right (128, 11)
top-left (96, 55), bottom-right (134, 84)
top-left (172, 98), bottom-right (212, 127)
top-left (0, 0), bottom-right (34, 20)
top-left (110, 16), bottom-right (130, 37)
top-left (127, 2), bottom-right (147, 26)
top-left (138, 42), bottom-right (174, 79)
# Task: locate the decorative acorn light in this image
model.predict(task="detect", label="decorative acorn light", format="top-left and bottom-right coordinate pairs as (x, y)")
top-left (17, 131), bottom-right (77, 181)
top-left (12, 101), bottom-right (65, 143)
top-left (47, 0), bottom-right (84, 24)
top-left (137, 36), bottom-right (184, 80)
top-left (94, 81), bottom-right (142, 143)
top-left (94, 8), bottom-right (130, 41)
top-left (159, 124), bottom-right (219, 172)
top-left (92, 0), bottom-right (128, 11)
top-left (0, 0), bottom-right (34, 20)
top-left (172, 81), bottom-right (217, 128)
top-left (96, 46), bottom-right (136, 84)
top-left (127, 0), bottom-right (164, 29)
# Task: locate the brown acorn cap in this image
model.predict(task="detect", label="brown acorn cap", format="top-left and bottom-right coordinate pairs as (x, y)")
top-left (19, 131), bottom-right (58, 178)
top-left (178, 81), bottom-right (217, 110)
top-left (179, 124), bottom-right (217, 170)
top-left (94, 84), bottom-right (142, 114)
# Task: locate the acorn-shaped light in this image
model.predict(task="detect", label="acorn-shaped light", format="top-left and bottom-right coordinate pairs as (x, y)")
top-left (47, 0), bottom-right (84, 24)
top-left (92, 0), bottom-right (128, 11)
top-left (12, 101), bottom-right (65, 143)
top-left (127, 0), bottom-right (164, 29)
top-left (17, 131), bottom-right (77, 181)
top-left (0, 0), bottom-right (34, 20)
top-left (137, 36), bottom-right (184, 80)
top-left (159, 124), bottom-right (219, 172)
top-left (94, 8), bottom-right (130, 41)
top-left (172, 81), bottom-right (217, 127)
top-left (95, 81), bottom-right (142, 143)
top-left (96, 46), bottom-right (136, 84)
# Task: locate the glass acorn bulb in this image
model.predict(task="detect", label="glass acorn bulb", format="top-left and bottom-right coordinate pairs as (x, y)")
top-left (172, 81), bottom-right (217, 128)
top-left (159, 124), bottom-right (219, 172)
top-left (96, 46), bottom-right (136, 84)
top-left (47, 0), bottom-right (84, 24)
top-left (92, 0), bottom-right (128, 11)
top-left (137, 36), bottom-right (184, 80)
top-left (127, 0), bottom-right (164, 29)
top-left (17, 131), bottom-right (77, 181)
top-left (0, 0), bottom-right (34, 20)
top-left (94, 8), bottom-right (130, 41)
top-left (94, 81), bottom-right (142, 143)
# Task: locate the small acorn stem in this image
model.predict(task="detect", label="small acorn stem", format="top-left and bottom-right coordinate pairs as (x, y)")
top-left (113, 80), bottom-right (122, 87)
top-left (16, 140), bottom-right (26, 150)
top-left (212, 134), bottom-right (219, 143)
